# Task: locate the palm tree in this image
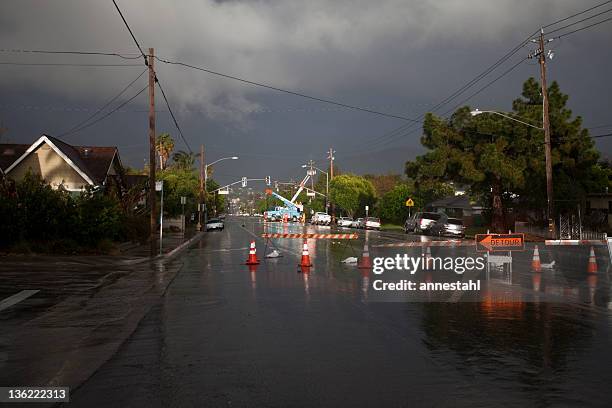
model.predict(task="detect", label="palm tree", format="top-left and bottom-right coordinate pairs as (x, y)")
top-left (156, 133), bottom-right (175, 170)
top-left (172, 150), bottom-right (199, 170)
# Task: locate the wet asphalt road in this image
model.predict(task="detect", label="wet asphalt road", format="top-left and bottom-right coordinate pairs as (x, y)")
top-left (58, 217), bottom-right (612, 407)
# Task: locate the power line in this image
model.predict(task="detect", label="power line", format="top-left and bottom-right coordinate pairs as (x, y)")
top-left (0, 49), bottom-right (141, 59)
top-left (57, 84), bottom-right (147, 138)
top-left (156, 79), bottom-right (193, 153)
top-left (343, 2), bottom-right (612, 156)
top-left (110, 0), bottom-right (147, 64)
top-left (154, 56), bottom-right (421, 123)
top-left (551, 16), bottom-right (612, 39)
top-left (0, 62), bottom-right (141, 67)
top-left (59, 69), bottom-right (147, 138)
top-left (546, 7), bottom-right (612, 35)
top-left (543, 0), bottom-right (612, 28)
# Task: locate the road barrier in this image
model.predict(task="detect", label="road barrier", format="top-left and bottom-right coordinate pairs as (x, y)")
top-left (372, 240), bottom-right (472, 248)
top-left (261, 233), bottom-right (358, 239)
top-left (545, 239), bottom-right (608, 246)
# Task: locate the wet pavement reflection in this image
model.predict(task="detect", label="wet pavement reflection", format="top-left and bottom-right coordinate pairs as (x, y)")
top-left (2, 217), bottom-right (611, 406)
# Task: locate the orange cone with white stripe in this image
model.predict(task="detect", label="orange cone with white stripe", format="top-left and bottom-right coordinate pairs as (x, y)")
top-left (299, 239), bottom-right (312, 267)
top-left (587, 246), bottom-right (598, 274)
top-left (245, 241), bottom-right (260, 265)
top-left (532, 245), bottom-right (541, 272)
top-left (358, 242), bottom-right (372, 269)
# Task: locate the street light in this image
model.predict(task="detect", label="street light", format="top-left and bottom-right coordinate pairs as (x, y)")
top-left (201, 156), bottom-right (239, 230)
top-left (470, 109), bottom-right (543, 130)
top-left (471, 108), bottom-right (554, 236)
top-left (302, 163), bottom-right (330, 213)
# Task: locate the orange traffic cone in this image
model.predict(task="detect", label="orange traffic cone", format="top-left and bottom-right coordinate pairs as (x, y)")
top-left (587, 246), bottom-right (598, 274)
top-left (532, 245), bottom-right (541, 272)
top-left (245, 241), bottom-right (260, 265)
top-left (358, 242), bottom-right (372, 269)
top-left (299, 239), bottom-right (312, 267)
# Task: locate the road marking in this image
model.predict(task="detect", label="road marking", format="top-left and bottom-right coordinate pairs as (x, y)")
top-left (0, 290), bottom-right (40, 312)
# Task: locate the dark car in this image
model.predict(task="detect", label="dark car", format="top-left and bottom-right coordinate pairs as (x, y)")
top-left (429, 215), bottom-right (465, 238)
top-left (404, 212), bottom-right (443, 234)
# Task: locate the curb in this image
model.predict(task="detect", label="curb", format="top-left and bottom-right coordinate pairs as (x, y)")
top-left (159, 231), bottom-right (204, 261)
top-left (117, 232), bottom-right (205, 266)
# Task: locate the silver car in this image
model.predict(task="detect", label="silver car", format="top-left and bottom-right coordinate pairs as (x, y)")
top-left (351, 218), bottom-right (364, 228)
top-left (337, 217), bottom-right (353, 227)
top-left (404, 212), bottom-right (442, 234)
top-left (206, 218), bottom-right (224, 231)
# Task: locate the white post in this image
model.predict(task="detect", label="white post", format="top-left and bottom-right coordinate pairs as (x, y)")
top-left (159, 182), bottom-right (164, 255)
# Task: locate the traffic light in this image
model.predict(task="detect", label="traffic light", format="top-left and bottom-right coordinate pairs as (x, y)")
top-left (241, 177), bottom-right (247, 187)
top-left (265, 176), bottom-right (271, 186)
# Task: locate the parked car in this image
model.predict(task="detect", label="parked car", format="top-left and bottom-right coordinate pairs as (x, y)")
top-left (404, 212), bottom-right (443, 234)
top-left (429, 216), bottom-right (465, 238)
top-left (364, 217), bottom-right (381, 230)
top-left (336, 217), bottom-right (353, 227)
top-left (311, 212), bottom-right (331, 225)
top-left (351, 218), bottom-right (364, 228)
top-left (206, 218), bottom-right (224, 231)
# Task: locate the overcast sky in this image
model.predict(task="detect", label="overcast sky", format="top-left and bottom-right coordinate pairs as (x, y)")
top-left (1, 0), bottom-right (611, 185)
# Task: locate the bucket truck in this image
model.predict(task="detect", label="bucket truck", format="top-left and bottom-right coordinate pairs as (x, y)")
top-left (263, 174), bottom-right (309, 222)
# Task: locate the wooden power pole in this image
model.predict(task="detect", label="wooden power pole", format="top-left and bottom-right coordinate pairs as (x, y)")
top-left (538, 29), bottom-right (555, 237)
top-left (328, 147), bottom-right (335, 221)
top-left (148, 48), bottom-right (157, 240)
top-left (198, 144), bottom-right (205, 231)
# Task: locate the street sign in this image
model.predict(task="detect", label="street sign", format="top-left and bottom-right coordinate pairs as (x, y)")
top-left (241, 177), bottom-right (247, 187)
top-left (306, 191), bottom-right (315, 197)
top-left (365, 205), bottom-right (369, 211)
top-left (155, 181), bottom-right (163, 191)
top-left (405, 198), bottom-right (414, 207)
top-left (180, 196), bottom-right (186, 205)
top-left (218, 189), bottom-right (229, 195)
top-left (476, 233), bottom-right (525, 252)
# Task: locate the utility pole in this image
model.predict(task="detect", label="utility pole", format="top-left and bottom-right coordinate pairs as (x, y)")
top-left (198, 144), bottom-right (204, 231)
top-left (148, 48), bottom-right (157, 244)
top-left (328, 148), bottom-right (335, 221)
top-left (537, 28), bottom-right (555, 237)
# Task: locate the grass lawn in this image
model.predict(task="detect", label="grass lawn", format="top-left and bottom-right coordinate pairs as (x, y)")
top-left (381, 223), bottom-right (404, 231)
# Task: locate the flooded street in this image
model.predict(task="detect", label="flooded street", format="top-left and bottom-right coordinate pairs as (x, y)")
top-left (28, 217), bottom-right (607, 407)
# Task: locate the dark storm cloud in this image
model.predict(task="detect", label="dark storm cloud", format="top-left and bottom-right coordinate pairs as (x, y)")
top-left (0, 0), bottom-right (610, 182)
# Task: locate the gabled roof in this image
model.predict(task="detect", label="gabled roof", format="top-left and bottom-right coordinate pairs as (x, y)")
top-left (3, 135), bottom-right (120, 186)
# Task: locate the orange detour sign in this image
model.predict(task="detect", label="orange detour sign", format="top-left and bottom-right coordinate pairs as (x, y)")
top-left (476, 233), bottom-right (525, 252)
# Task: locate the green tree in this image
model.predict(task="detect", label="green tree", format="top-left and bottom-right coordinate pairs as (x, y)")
top-left (378, 183), bottom-right (413, 224)
top-left (156, 133), bottom-right (175, 170)
top-left (329, 174), bottom-right (376, 218)
top-left (406, 78), bottom-right (610, 232)
top-left (158, 167), bottom-right (199, 217)
top-left (206, 178), bottom-right (226, 217)
top-left (172, 150), bottom-right (198, 171)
